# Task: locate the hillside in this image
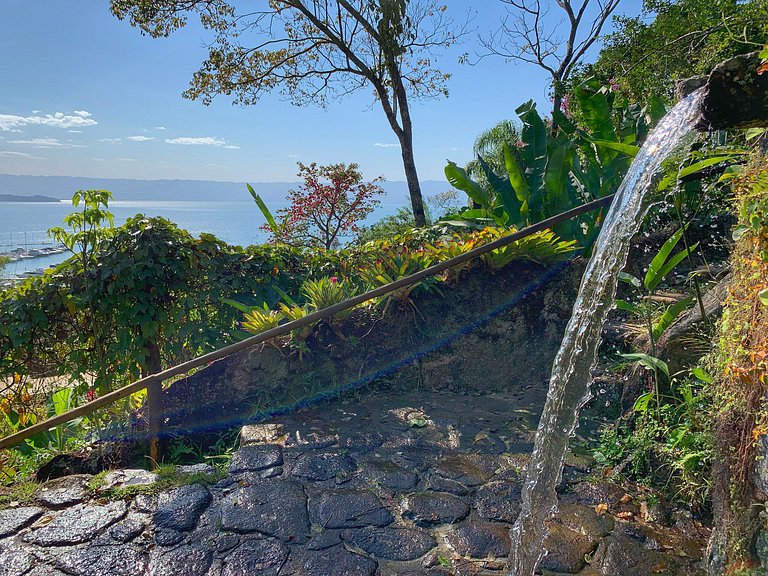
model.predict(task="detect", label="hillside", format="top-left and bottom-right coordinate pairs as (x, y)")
top-left (0, 174), bottom-right (450, 203)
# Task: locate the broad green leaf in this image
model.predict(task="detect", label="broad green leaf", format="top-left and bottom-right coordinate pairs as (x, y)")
top-left (644, 227), bottom-right (686, 291)
top-left (692, 367), bottom-right (713, 383)
top-left (633, 391), bottom-right (654, 413)
top-left (746, 128), bottom-right (766, 141)
top-left (477, 155), bottom-right (522, 226)
top-left (651, 242), bottom-right (699, 292)
top-left (222, 298), bottom-right (252, 313)
top-left (658, 155), bottom-right (741, 192)
top-left (759, 287), bottom-right (768, 307)
top-left (544, 144), bottom-right (574, 213)
top-left (653, 296), bottom-right (693, 340)
top-left (504, 144), bottom-right (531, 213)
top-left (445, 161), bottom-right (490, 207)
top-left (587, 139), bottom-right (640, 157)
top-left (615, 299), bottom-right (642, 316)
top-left (621, 352), bottom-right (670, 377)
top-left (247, 184), bottom-right (279, 233)
top-left (618, 271), bottom-right (641, 288)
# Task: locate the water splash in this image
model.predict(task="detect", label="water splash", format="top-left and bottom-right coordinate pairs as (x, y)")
top-left (507, 90), bottom-right (704, 576)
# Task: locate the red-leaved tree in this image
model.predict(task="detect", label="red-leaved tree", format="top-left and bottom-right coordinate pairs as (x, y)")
top-left (266, 163), bottom-right (384, 250)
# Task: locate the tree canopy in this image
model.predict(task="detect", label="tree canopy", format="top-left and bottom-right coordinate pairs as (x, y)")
top-left (573, 0), bottom-right (768, 105)
top-left (110, 0), bottom-right (469, 227)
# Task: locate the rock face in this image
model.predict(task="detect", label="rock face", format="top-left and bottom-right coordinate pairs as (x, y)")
top-left (697, 51), bottom-right (768, 130)
top-left (0, 388), bottom-right (708, 576)
top-left (160, 261), bottom-right (585, 435)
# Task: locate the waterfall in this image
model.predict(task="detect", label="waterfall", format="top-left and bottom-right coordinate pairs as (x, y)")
top-left (507, 89), bottom-right (705, 576)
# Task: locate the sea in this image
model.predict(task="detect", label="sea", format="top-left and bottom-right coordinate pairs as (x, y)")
top-left (0, 199), bottom-right (405, 278)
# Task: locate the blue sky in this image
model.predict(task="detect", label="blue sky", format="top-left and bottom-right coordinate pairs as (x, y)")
top-left (0, 0), bottom-right (641, 183)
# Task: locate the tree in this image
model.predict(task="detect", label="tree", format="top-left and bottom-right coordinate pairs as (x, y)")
top-left (266, 162), bottom-right (385, 249)
top-left (479, 0), bottom-right (621, 124)
top-left (110, 0), bottom-right (468, 227)
top-left (573, 0), bottom-right (768, 106)
top-left (465, 118), bottom-right (522, 179)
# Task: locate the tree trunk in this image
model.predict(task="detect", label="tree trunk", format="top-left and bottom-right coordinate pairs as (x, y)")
top-left (398, 127), bottom-right (427, 227)
top-left (143, 341), bottom-right (164, 467)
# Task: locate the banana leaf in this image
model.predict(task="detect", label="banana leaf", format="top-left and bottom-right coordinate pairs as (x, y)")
top-left (445, 161), bottom-right (490, 207)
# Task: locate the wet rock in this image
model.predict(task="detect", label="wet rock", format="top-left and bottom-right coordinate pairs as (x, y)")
top-left (215, 533), bottom-right (240, 553)
top-left (475, 481), bottom-right (522, 523)
top-left (592, 532), bottom-right (690, 576)
top-left (240, 423), bottom-right (287, 447)
top-left (423, 474), bottom-right (472, 496)
top-left (401, 492), bottom-right (470, 526)
top-left (539, 523), bottom-right (596, 573)
top-left (446, 522), bottom-right (510, 558)
top-left (698, 52), bottom-right (768, 130)
top-left (34, 474), bottom-right (90, 508)
top-left (306, 529), bottom-right (342, 550)
top-left (176, 464), bottom-right (216, 477)
top-left (24, 501), bottom-right (127, 546)
top-left (220, 480), bottom-right (309, 543)
top-left (291, 451), bottom-right (356, 482)
top-left (0, 507), bottom-right (44, 538)
top-left (54, 545), bottom-right (147, 576)
top-left (296, 545), bottom-right (378, 576)
top-left (133, 493), bottom-right (157, 514)
top-left (430, 455), bottom-right (493, 487)
top-left (109, 513), bottom-right (148, 543)
top-left (154, 529), bottom-right (185, 547)
top-left (0, 540), bottom-right (35, 576)
top-left (24, 566), bottom-right (69, 576)
top-left (555, 502), bottom-right (614, 540)
top-left (99, 469), bottom-right (158, 491)
top-left (569, 481), bottom-right (626, 507)
top-left (153, 484), bottom-right (211, 532)
top-left (359, 460), bottom-right (418, 491)
top-left (148, 544), bottom-right (212, 576)
top-left (341, 526), bottom-right (436, 560)
top-left (228, 444), bottom-right (283, 474)
top-left (341, 431), bottom-right (390, 454)
top-left (309, 489), bottom-right (393, 529)
top-left (221, 538), bottom-right (289, 576)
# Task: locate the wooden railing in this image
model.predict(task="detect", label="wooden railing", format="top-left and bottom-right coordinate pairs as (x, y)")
top-left (0, 194), bottom-right (615, 454)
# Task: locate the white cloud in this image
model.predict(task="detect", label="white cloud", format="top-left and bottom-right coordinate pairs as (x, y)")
top-left (9, 137), bottom-right (86, 148)
top-left (155, 126), bottom-right (167, 130)
top-left (68, 130), bottom-right (83, 134)
top-left (0, 111), bottom-right (97, 131)
top-left (127, 135), bottom-right (154, 142)
top-left (0, 150), bottom-right (44, 159)
top-left (99, 138), bottom-right (122, 144)
top-left (374, 142), bottom-right (399, 148)
top-left (224, 144), bottom-right (240, 150)
top-left (117, 157), bottom-right (136, 162)
top-left (165, 136), bottom-right (227, 146)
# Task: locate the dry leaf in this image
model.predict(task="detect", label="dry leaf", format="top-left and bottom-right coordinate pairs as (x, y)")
top-left (594, 503), bottom-right (608, 516)
top-left (619, 494), bottom-right (633, 504)
top-left (616, 511), bottom-right (634, 520)
top-left (640, 501), bottom-right (650, 522)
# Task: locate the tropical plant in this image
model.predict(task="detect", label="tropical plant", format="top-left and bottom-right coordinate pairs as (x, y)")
top-left (444, 81), bottom-right (662, 244)
top-left (617, 227), bottom-right (699, 418)
top-left (254, 163), bottom-right (385, 250)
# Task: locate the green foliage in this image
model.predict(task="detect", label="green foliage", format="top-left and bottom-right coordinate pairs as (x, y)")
top-left (576, 0), bottom-right (768, 106)
top-left (593, 371), bottom-right (713, 510)
top-left (444, 81), bottom-right (662, 245)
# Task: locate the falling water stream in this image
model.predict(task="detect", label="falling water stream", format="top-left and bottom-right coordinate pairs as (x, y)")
top-left (508, 89), bottom-right (705, 576)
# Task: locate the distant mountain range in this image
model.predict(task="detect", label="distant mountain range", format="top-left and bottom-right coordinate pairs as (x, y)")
top-left (0, 194), bottom-right (60, 203)
top-left (0, 174), bottom-right (451, 203)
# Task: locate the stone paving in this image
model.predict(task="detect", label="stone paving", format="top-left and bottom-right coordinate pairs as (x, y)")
top-left (0, 389), bottom-right (709, 575)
